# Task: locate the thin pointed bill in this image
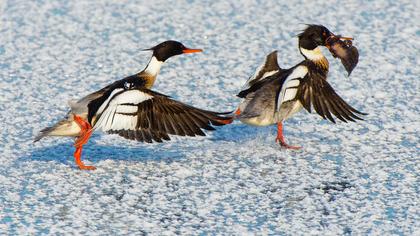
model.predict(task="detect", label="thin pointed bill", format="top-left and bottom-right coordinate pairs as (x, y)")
top-left (182, 48), bottom-right (203, 54)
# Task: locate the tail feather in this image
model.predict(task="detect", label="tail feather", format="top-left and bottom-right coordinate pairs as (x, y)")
top-left (34, 117), bottom-right (81, 142)
top-left (34, 126), bottom-right (56, 142)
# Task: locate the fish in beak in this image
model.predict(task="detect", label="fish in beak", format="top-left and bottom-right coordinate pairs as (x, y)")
top-left (326, 35), bottom-right (359, 76)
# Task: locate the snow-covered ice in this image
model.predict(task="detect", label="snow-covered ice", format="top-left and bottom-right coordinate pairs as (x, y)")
top-left (0, 0), bottom-right (419, 235)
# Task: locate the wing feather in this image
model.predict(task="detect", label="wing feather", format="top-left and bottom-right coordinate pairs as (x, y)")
top-left (237, 51), bottom-right (281, 98)
top-left (297, 73), bottom-right (366, 123)
top-left (91, 88), bottom-right (230, 142)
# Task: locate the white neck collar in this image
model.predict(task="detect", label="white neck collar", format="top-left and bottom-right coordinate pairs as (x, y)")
top-left (143, 56), bottom-right (163, 76)
top-left (299, 46), bottom-right (325, 61)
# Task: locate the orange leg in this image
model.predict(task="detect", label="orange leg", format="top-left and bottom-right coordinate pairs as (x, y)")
top-left (73, 115), bottom-right (96, 170)
top-left (234, 108), bottom-right (241, 115)
top-left (275, 122), bottom-right (301, 150)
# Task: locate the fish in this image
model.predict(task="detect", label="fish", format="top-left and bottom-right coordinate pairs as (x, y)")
top-left (327, 36), bottom-right (359, 76)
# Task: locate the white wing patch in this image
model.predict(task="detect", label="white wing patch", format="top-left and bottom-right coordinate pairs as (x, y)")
top-left (261, 71), bottom-right (278, 79)
top-left (112, 90), bottom-right (153, 104)
top-left (277, 65), bottom-right (308, 110)
top-left (283, 88), bottom-right (298, 101)
top-left (241, 56), bottom-right (279, 90)
top-left (242, 67), bottom-right (278, 90)
top-left (95, 88), bottom-right (124, 116)
top-left (110, 114), bottom-right (138, 131)
top-left (93, 90), bottom-right (153, 132)
top-left (116, 105), bottom-right (138, 114)
top-left (287, 79), bottom-right (300, 87)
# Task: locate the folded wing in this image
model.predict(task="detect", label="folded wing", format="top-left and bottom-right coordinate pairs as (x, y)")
top-left (238, 51), bottom-right (282, 98)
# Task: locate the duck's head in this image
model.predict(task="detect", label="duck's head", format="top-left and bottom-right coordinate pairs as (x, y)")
top-left (298, 24), bottom-right (333, 50)
top-left (298, 24), bottom-right (359, 75)
top-left (144, 40), bottom-right (202, 62)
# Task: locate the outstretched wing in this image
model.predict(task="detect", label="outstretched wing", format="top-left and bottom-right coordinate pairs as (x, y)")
top-left (89, 88), bottom-right (229, 143)
top-left (297, 72), bottom-right (367, 123)
top-left (237, 51), bottom-right (282, 98)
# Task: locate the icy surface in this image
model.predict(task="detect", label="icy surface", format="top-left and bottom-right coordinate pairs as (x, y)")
top-left (0, 0), bottom-right (419, 235)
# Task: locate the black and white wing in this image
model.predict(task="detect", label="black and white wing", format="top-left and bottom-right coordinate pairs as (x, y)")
top-left (237, 51), bottom-right (282, 98)
top-left (296, 71), bottom-right (367, 123)
top-left (88, 87), bottom-right (229, 143)
top-left (275, 65), bottom-right (309, 110)
top-left (69, 74), bottom-right (145, 115)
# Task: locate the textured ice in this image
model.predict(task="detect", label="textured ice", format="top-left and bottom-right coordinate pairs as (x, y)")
top-left (0, 0), bottom-right (419, 235)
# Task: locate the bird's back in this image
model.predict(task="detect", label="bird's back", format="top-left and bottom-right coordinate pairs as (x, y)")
top-left (237, 71), bottom-right (290, 126)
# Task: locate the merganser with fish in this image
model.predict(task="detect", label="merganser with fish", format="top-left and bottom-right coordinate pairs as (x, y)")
top-left (235, 25), bottom-right (366, 149)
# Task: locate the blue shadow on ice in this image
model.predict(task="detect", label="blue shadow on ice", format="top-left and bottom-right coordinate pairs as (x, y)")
top-left (21, 139), bottom-right (190, 166)
top-left (21, 123), bottom-right (259, 166)
top-left (22, 120), bottom-right (339, 167)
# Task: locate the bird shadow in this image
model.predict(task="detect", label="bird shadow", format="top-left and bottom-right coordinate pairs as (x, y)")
top-left (21, 120), bottom-right (340, 168)
top-left (20, 137), bottom-right (191, 167)
top-left (21, 123), bottom-right (262, 167)
top-left (208, 122), bottom-right (273, 142)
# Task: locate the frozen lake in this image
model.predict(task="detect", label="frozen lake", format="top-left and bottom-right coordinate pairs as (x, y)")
top-left (0, 0), bottom-right (418, 234)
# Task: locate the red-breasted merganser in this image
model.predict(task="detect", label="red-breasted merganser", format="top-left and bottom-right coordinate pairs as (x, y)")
top-left (35, 40), bottom-right (230, 170)
top-left (235, 25), bottom-right (366, 149)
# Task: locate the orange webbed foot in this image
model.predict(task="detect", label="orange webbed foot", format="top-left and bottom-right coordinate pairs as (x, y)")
top-left (74, 146), bottom-right (96, 170)
top-left (277, 140), bottom-right (302, 150)
top-left (275, 137), bottom-right (301, 150)
top-left (275, 122), bottom-right (301, 150)
top-left (77, 164), bottom-right (97, 170)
